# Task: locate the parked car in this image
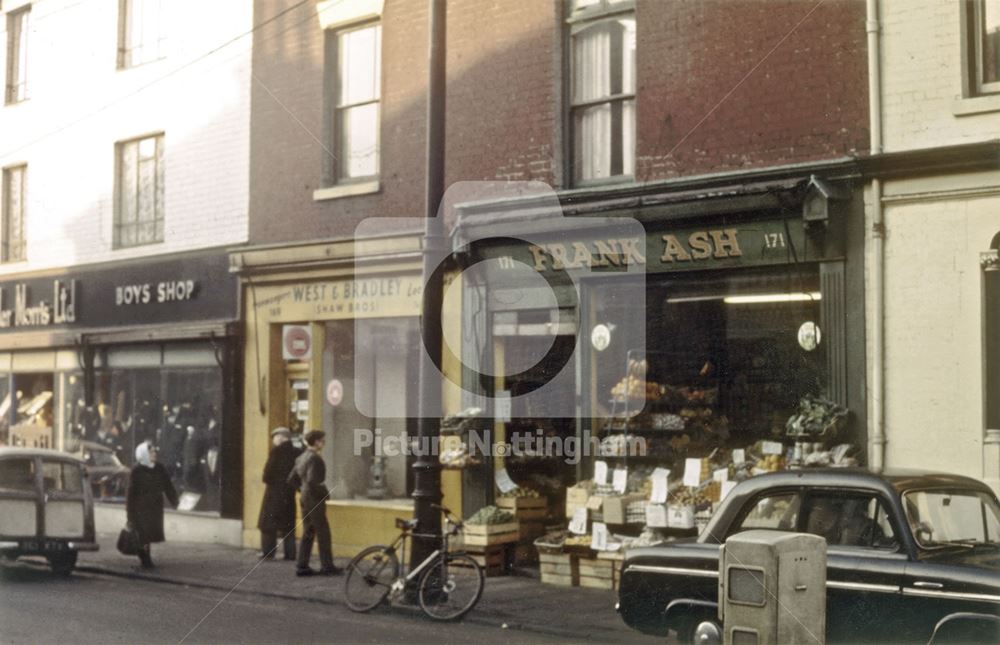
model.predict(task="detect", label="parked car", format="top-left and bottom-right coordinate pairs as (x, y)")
top-left (0, 447), bottom-right (99, 575)
top-left (74, 441), bottom-right (129, 499)
top-left (617, 469), bottom-right (1000, 644)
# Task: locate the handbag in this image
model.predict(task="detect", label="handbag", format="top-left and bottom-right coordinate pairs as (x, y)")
top-left (116, 523), bottom-right (141, 556)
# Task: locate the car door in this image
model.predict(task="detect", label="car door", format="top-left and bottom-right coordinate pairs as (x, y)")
top-left (39, 458), bottom-right (87, 546)
top-left (800, 490), bottom-right (909, 644)
top-left (0, 455), bottom-right (41, 547)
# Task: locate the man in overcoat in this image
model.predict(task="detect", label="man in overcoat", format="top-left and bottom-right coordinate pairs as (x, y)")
top-left (257, 427), bottom-right (301, 560)
top-left (289, 430), bottom-right (340, 576)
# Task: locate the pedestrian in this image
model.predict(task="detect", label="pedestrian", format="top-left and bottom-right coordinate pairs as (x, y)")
top-left (288, 430), bottom-right (340, 576)
top-left (126, 440), bottom-right (179, 568)
top-left (257, 426), bottom-right (302, 560)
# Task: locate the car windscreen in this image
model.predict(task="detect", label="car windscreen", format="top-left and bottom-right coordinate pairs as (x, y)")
top-left (904, 489), bottom-right (1000, 548)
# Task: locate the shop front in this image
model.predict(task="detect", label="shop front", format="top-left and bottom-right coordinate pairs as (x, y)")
top-left (451, 173), bottom-right (867, 580)
top-left (231, 235), bottom-right (464, 555)
top-left (0, 249), bottom-right (243, 544)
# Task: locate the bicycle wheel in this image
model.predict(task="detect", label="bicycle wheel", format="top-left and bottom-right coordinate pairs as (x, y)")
top-left (417, 552), bottom-right (485, 621)
top-left (344, 545), bottom-right (400, 612)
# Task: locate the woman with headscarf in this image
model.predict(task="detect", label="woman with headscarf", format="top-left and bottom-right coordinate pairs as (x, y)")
top-left (126, 440), bottom-right (179, 568)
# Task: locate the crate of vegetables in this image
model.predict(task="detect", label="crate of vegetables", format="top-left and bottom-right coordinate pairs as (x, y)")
top-left (463, 505), bottom-right (519, 546)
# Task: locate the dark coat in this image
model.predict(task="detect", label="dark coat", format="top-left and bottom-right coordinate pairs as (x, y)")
top-left (257, 441), bottom-right (302, 531)
top-left (126, 463), bottom-right (179, 544)
top-left (288, 450), bottom-right (329, 513)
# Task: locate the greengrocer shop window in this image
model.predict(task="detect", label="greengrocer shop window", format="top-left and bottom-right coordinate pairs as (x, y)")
top-left (588, 270), bottom-right (825, 443)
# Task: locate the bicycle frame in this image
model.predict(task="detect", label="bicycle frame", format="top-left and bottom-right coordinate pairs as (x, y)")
top-left (386, 518), bottom-right (462, 585)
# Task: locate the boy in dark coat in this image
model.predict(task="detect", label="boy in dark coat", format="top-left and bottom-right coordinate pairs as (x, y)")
top-left (289, 430), bottom-right (340, 576)
top-left (257, 427), bottom-right (302, 560)
top-left (126, 441), bottom-right (179, 568)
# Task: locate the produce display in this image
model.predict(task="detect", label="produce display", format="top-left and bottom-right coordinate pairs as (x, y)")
top-left (467, 505), bottom-right (515, 525)
top-left (503, 486), bottom-right (541, 498)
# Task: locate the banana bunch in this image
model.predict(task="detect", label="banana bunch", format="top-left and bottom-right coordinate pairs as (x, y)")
top-left (564, 535), bottom-right (592, 547)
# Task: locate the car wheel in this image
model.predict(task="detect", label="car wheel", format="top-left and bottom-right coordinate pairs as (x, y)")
top-left (678, 617), bottom-right (722, 645)
top-left (48, 552), bottom-right (78, 576)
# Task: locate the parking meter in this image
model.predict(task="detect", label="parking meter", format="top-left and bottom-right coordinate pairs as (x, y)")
top-left (720, 530), bottom-right (826, 645)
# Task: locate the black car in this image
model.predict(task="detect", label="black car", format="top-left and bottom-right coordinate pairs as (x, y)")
top-left (617, 468), bottom-right (1000, 644)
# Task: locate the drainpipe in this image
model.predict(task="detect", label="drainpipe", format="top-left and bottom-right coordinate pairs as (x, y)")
top-left (867, 0), bottom-right (886, 472)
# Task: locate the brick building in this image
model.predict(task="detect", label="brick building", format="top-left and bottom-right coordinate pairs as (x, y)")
top-left (0, 0), bottom-right (252, 542)
top-left (235, 0), bottom-right (872, 554)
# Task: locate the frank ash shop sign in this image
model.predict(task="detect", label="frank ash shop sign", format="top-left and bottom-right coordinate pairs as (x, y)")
top-left (0, 253), bottom-right (236, 332)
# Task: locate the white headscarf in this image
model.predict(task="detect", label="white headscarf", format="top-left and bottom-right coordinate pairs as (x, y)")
top-left (135, 441), bottom-right (154, 468)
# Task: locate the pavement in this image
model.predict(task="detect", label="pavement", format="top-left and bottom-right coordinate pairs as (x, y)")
top-left (76, 534), bottom-right (655, 643)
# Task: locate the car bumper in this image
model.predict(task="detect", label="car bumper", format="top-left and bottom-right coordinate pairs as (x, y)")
top-left (0, 539), bottom-right (99, 552)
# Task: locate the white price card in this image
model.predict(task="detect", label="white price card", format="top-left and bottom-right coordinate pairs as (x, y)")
top-left (732, 449), bottom-right (746, 464)
top-left (762, 441), bottom-right (784, 456)
top-left (590, 522), bottom-right (609, 551)
top-left (594, 460), bottom-right (609, 485)
top-left (683, 458), bottom-right (704, 487)
top-left (713, 468), bottom-right (729, 484)
top-left (645, 503), bottom-right (668, 528)
top-left (494, 467), bottom-right (517, 494)
top-left (612, 467), bottom-right (628, 494)
top-left (569, 507), bottom-right (588, 535)
top-left (496, 390), bottom-right (512, 423)
top-left (721, 480), bottom-right (738, 501)
top-left (650, 468), bottom-right (670, 504)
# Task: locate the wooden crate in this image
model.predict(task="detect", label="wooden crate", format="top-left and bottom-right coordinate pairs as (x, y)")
top-left (463, 521), bottom-right (519, 546)
top-left (462, 543), bottom-right (509, 577)
top-left (497, 496), bottom-right (548, 520)
top-left (577, 556), bottom-right (615, 590)
top-left (598, 551), bottom-right (625, 591)
top-left (539, 551), bottom-right (578, 587)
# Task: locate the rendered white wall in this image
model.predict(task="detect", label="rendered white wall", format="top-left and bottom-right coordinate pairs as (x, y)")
top-left (0, 0), bottom-right (252, 272)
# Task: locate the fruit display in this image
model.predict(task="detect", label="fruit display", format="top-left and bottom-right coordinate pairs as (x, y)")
top-left (755, 454), bottom-right (786, 472)
top-left (564, 534), bottom-right (592, 547)
top-left (611, 377), bottom-right (663, 402)
top-left (467, 505), bottom-right (516, 525)
top-left (503, 486), bottom-right (541, 498)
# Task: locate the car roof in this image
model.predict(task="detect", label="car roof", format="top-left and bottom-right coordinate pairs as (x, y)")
top-left (726, 467), bottom-right (994, 495)
top-left (0, 447), bottom-right (85, 463)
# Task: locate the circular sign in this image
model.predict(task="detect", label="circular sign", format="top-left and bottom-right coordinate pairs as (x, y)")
top-left (590, 324), bottom-right (612, 352)
top-left (283, 325), bottom-right (311, 359)
top-left (326, 379), bottom-right (344, 407)
top-left (797, 321), bottom-right (822, 351)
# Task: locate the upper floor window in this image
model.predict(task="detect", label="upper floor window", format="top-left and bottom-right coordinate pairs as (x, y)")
top-left (326, 22), bottom-right (381, 185)
top-left (115, 134), bottom-right (164, 249)
top-left (118, 0), bottom-right (164, 69)
top-left (967, 0), bottom-right (1000, 95)
top-left (569, 0), bottom-right (635, 185)
top-left (5, 5), bottom-right (30, 104)
top-left (1, 164), bottom-right (26, 263)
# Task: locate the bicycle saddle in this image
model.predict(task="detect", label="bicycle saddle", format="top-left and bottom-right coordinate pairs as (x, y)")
top-left (395, 517), bottom-right (419, 530)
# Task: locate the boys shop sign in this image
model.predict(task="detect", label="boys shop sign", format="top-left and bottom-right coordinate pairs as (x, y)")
top-left (0, 252), bottom-right (236, 332)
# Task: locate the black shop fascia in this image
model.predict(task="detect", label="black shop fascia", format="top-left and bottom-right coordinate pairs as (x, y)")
top-left (0, 249), bottom-right (242, 518)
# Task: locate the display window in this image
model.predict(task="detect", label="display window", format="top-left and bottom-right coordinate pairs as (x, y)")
top-left (323, 318), bottom-right (418, 501)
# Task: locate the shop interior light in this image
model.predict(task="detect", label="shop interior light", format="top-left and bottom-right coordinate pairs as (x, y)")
top-left (723, 292), bottom-right (822, 304)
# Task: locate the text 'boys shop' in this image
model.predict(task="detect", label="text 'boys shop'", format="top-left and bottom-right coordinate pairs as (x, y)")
top-left (0, 249), bottom-right (243, 544)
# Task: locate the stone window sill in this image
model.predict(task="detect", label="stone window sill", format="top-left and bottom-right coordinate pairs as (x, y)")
top-left (952, 93), bottom-right (1000, 117)
top-left (313, 180), bottom-right (380, 202)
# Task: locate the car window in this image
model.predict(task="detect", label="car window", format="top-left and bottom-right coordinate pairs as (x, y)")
top-left (0, 458), bottom-right (36, 492)
top-left (904, 489), bottom-right (1000, 547)
top-left (735, 492), bottom-right (801, 532)
top-left (803, 493), bottom-right (898, 549)
top-left (41, 460), bottom-right (83, 495)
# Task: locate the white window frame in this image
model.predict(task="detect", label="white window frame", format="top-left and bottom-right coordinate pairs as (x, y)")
top-left (1, 164), bottom-right (27, 263)
top-left (114, 134), bottom-right (165, 249)
top-left (5, 5), bottom-right (30, 105)
top-left (324, 21), bottom-right (382, 188)
top-left (567, 0), bottom-right (636, 186)
top-left (118, 0), bottom-right (165, 69)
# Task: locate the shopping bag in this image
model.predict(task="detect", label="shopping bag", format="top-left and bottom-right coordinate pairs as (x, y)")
top-left (116, 524), bottom-right (140, 556)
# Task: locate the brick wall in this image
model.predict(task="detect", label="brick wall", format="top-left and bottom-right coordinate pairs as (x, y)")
top-left (249, 0), bottom-right (868, 245)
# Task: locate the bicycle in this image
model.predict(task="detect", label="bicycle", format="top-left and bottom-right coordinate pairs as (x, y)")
top-left (343, 504), bottom-right (485, 621)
